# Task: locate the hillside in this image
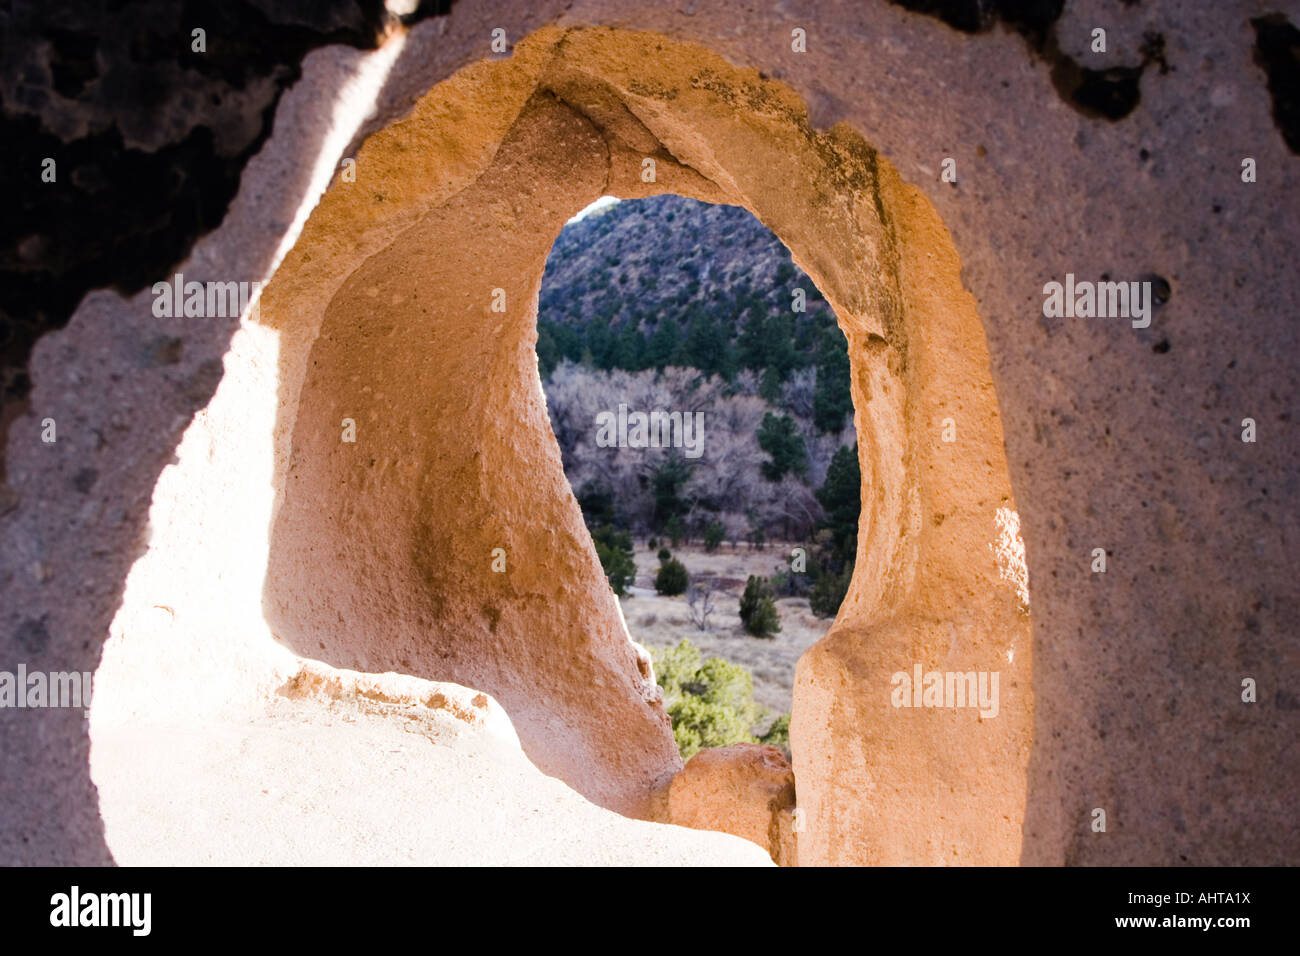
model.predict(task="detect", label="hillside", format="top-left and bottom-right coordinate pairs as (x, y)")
top-left (535, 194), bottom-right (860, 535)
top-left (537, 195), bottom-right (849, 425)
top-left (534, 195), bottom-right (862, 642)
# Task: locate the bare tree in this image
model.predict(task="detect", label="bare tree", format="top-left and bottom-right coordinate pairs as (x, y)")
top-left (542, 361), bottom-right (837, 538)
top-left (685, 577), bottom-right (718, 632)
top-left (781, 366), bottom-right (817, 419)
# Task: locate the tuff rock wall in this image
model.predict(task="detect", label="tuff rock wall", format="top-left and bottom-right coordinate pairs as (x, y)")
top-left (1, 1), bottom-right (1295, 866)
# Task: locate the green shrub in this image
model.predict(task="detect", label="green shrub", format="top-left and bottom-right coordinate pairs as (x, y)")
top-left (665, 515), bottom-right (685, 547)
top-left (591, 524), bottom-right (636, 596)
top-left (738, 575), bottom-right (781, 637)
top-left (651, 639), bottom-right (764, 760)
top-left (655, 557), bottom-right (689, 596)
top-left (769, 567), bottom-right (808, 598)
top-left (759, 712), bottom-right (790, 751)
top-left (703, 520), bottom-right (725, 553)
top-left (657, 546), bottom-right (672, 562)
top-left (809, 565), bottom-right (852, 618)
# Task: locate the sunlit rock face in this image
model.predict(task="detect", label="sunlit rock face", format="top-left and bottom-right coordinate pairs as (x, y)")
top-left (244, 25), bottom-right (1030, 860)
top-left (666, 744), bottom-right (798, 866)
top-left (3, 1), bottom-right (1295, 867)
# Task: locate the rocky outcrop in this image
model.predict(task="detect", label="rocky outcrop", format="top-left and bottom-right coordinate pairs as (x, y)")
top-left (91, 662), bottom-right (773, 866)
top-left (247, 26), bottom-right (1032, 859)
top-left (2, 1), bottom-right (1296, 867)
top-left (64, 23), bottom-right (1030, 861)
top-left (667, 744), bottom-right (798, 866)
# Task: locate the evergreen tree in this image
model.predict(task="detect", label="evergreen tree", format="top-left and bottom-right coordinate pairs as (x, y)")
top-left (655, 557), bottom-right (689, 596)
top-left (536, 320), bottom-right (583, 376)
top-left (586, 316), bottom-right (613, 369)
top-left (813, 325), bottom-right (854, 432)
top-left (763, 311), bottom-right (799, 380)
top-left (703, 520), bottom-right (725, 553)
top-left (576, 482), bottom-right (616, 527)
top-left (809, 565), bottom-right (852, 618)
top-left (738, 575), bottom-right (781, 637)
top-left (536, 324), bottom-right (559, 377)
top-left (810, 445), bottom-right (861, 618)
top-left (676, 313), bottom-right (734, 379)
top-left (652, 459), bottom-right (691, 531)
top-left (645, 316), bottom-right (681, 369)
top-left (665, 515), bottom-right (685, 547)
top-left (609, 322), bottom-right (648, 370)
top-left (590, 524), bottom-right (637, 596)
top-left (736, 302), bottom-right (769, 371)
top-left (757, 413), bottom-right (809, 481)
top-left (759, 365), bottom-right (784, 404)
top-left (815, 444), bottom-right (861, 562)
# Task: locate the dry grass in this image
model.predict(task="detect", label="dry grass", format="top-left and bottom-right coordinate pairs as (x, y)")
top-left (621, 541), bottom-right (832, 721)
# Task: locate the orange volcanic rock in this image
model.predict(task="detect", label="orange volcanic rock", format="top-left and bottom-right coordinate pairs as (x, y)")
top-left (3, 3), bottom-right (1294, 869)
top-left (668, 744), bottom-right (798, 866)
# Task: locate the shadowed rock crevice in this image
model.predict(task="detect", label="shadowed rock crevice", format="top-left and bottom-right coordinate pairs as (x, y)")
top-left (889, 0), bottom-right (1166, 119)
top-left (0, 0), bottom-right (456, 463)
top-left (1252, 13), bottom-right (1300, 154)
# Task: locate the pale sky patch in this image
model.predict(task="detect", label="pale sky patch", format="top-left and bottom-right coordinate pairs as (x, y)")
top-left (567, 195), bottom-right (620, 224)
